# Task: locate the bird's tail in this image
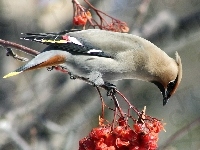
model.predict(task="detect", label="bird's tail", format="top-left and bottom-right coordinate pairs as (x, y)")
top-left (3, 51), bottom-right (67, 78)
top-left (3, 64), bottom-right (31, 78)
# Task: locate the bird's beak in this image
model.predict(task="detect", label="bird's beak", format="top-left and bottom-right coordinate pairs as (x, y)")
top-left (151, 81), bottom-right (171, 106)
top-left (163, 76), bottom-right (179, 106)
top-left (163, 89), bottom-right (170, 106)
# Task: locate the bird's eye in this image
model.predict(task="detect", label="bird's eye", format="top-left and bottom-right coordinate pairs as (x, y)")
top-left (168, 80), bottom-right (175, 88)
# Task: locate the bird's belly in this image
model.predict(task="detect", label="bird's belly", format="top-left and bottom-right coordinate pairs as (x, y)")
top-left (65, 64), bottom-right (134, 82)
top-left (64, 55), bottom-right (148, 82)
top-left (65, 55), bottom-right (124, 79)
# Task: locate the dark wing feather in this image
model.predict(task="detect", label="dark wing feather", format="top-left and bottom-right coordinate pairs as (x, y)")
top-left (24, 29), bottom-right (80, 36)
top-left (21, 30), bottom-right (112, 58)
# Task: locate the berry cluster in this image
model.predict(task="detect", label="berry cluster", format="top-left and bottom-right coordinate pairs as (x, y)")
top-left (73, 11), bottom-right (92, 26)
top-left (79, 118), bottom-right (164, 150)
top-left (72, 0), bottom-right (129, 32)
top-left (103, 22), bottom-right (129, 33)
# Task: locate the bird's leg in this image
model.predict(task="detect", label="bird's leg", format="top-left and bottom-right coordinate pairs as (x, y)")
top-left (68, 72), bottom-right (77, 80)
top-left (46, 66), bottom-right (55, 71)
top-left (60, 65), bottom-right (68, 71)
top-left (52, 65), bottom-right (76, 80)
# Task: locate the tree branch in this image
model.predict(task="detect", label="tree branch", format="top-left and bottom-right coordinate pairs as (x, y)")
top-left (0, 39), bottom-right (39, 56)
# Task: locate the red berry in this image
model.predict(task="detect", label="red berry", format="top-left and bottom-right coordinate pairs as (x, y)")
top-left (113, 126), bottom-right (123, 135)
top-left (149, 140), bottom-right (157, 150)
top-left (107, 146), bottom-right (115, 150)
top-left (122, 129), bottom-right (137, 142)
top-left (104, 134), bottom-right (115, 146)
top-left (116, 137), bottom-right (130, 148)
top-left (90, 127), bottom-right (111, 140)
top-left (79, 117), bottom-right (163, 150)
top-left (129, 145), bottom-right (140, 150)
top-left (79, 137), bottom-right (95, 150)
top-left (73, 15), bottom-right (87, 26)
top-left (118, 117), bottom-right (127, 126)
top-left (95, 138), bottom-right (108, 150)
top-left (134, 124), bottom-right (144, 133)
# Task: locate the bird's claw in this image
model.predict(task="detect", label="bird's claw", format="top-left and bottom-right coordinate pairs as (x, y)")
top-left (47, 66), bottom-right (55, 71)
top-left (69, 72), bottom-right (76, 80)
top-left (104, 82), bottom-right (117, 96)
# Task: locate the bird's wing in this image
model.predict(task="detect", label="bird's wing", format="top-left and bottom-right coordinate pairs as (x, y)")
top-left (21, 30), bottom-right (112, 58)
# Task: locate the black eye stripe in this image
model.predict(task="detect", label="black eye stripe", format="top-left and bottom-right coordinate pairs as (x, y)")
top-left (167, 75), bottom-right (178, 91)
top-left (168, 81), bottom-right (175, 88)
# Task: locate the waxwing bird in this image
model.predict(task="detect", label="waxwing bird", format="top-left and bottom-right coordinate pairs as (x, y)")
top-left (3, 29), bottom-right (182, 105)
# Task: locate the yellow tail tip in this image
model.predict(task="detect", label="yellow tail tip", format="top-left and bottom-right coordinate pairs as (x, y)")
top-left (3, 71), bottom-right (22, 78)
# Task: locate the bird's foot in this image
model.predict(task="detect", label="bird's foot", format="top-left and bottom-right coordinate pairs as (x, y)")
top-left (47, 66), bottom-right (55, 71)
top-left (104, 82), bottom-right (117, 96)
top-left (68, 72), bottom-right (76, 80)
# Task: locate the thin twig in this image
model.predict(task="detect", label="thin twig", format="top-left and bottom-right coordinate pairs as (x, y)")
top-left (95, 86), bottom-right (105, 119)
top-left (6, 47), bottom-right (29, 62)
top-left (111, 104), bottom-right (117, 129)
top-left (110, 94), bottom-right (124, 117)
top-left (72, 0), bottom-right (85, 12)
top-left (84, 0), bottom-right (128, 32)
top-left (0, 39), bottom-right (39, 56)
top-left (115, 89), bottom-right (140, 116)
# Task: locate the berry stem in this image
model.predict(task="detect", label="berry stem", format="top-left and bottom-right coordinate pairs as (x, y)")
top-left (115, 89), bottom-right (140, 116)
top-left (0, 39), bottom-right (39, 56)
top-left (95, 86), bottom-right (105, 119)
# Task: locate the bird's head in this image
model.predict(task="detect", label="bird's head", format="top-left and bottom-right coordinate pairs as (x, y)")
top-left (151, 52), bottom-right (182, 106)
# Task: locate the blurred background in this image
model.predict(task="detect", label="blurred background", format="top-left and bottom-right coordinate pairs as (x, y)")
top-left (0, 0), bottom-right (200, 149)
